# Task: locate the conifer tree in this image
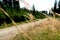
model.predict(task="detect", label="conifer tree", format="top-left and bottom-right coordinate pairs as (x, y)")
top-left (32, 4), bottom-right (35, 15)
top-left (58, 0), bottom-right (60, 13)
top-left (54, 0), bottom-right (57, 12)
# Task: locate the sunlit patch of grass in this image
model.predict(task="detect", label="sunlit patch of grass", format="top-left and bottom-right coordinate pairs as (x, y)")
top-left (13, 18), bottom-right (60, 40)
top-left (13, 27), bottom-right (60, 40)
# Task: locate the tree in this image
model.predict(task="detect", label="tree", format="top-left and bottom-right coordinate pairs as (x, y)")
top-left (58, 0), bottom-right (60, 9)
top-left (0, 1), bottom-right (2, 8)
top-left (51, 0), bottom-right (57, 17)
top-left (57, 0), bottom-right (60, 14)
top-left (13, 0), bottom-right (20, 13)
top-left (13, 0), bottom-right (20, 9)
top-left (32, 4), bottom-right (35, 15)
top-left (53, 0), bottom-right (57, 12)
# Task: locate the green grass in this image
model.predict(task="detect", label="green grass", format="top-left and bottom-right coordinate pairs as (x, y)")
top-left (0, 23), bottom-right (13, 29)
top-left (0, 18), bottom-right (40, 29)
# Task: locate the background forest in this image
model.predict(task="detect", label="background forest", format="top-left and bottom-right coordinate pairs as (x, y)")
top-left (0, 0), bottom-right (60, 27)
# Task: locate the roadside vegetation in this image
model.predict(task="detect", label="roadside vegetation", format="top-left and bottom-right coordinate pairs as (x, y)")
top-left (0, 3), bottom-right (46, 29)
top-left (0, 0), bottom-right (60, 40)
top-left (13, 29), bottom-right (60, 40)
top-left (13, 17), bottom-right (60, 40)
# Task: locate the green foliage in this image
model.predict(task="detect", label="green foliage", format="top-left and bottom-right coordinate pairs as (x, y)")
top-left (0, 10), bottom-right (6, 19)
top-left (0, 3), bottom-right (46, 26)
top-left (32, 4), bottom-right (46, 19)
top-left (55, 14), bottom-right (60, 18)
top-left (33, 11), bottom-right (46, 19)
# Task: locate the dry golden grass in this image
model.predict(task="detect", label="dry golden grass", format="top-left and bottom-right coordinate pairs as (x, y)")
top-left (27, 13), bottom-right (35, 21)
top-left (13, 17), bottom-right (60, 40)
top-left (39, 17), bottom-right (60, 32)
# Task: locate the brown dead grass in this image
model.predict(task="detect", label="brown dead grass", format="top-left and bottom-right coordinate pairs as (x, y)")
top-left (34, 17), bottom-right (60, 32)
top-left (27, 13), bottom-right (35, 21)
top-left (13, 17), bottom-right (60, 40)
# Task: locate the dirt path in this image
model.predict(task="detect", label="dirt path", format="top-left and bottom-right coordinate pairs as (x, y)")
top-left (0, 18), bottom-right (48, 40)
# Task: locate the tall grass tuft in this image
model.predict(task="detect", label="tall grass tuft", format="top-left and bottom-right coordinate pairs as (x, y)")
top-left (13, 27), bottom-right (60, 40)
top-left (13, 18), bottom-right (60, 40)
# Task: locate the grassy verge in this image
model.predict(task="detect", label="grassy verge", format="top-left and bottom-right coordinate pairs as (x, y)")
top-left (0, 19), bottom-right (38, 29)
top-left (0, 23), bottom-right (13, 29)
top-left (13, 27), bottom-right (60, 40)
top-left (13, 17), bottom-right (60, 40)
